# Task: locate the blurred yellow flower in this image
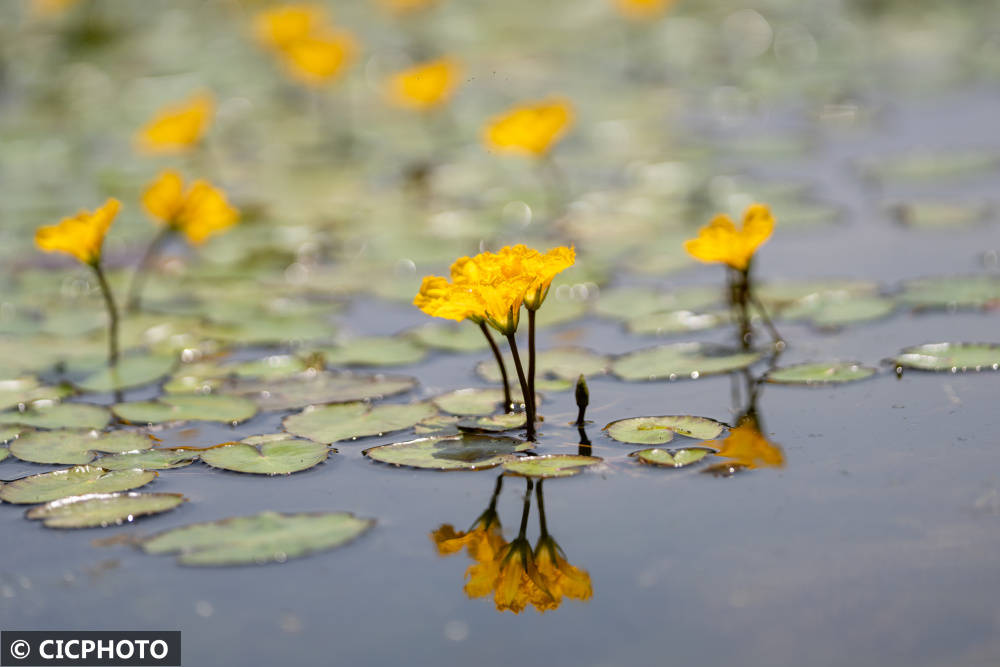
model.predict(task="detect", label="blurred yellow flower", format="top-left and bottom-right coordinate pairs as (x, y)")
top-left (279, 30), bottom-right (357, 85)
top-left (484, 99), bottom-right (574, 157)
top-left (35, 198), bottom-right (120, 265)
top-left (136, 93), bottom-right (214, 154)
top-left (534, 535), bottom-right (593, 611)
top-left (387, 59), bottom-right (460, 111)
top-left (142, 170), bottom-right (239, 245)
top-left (31, 0), bottom-right (80, 17)
top-left (684, 203), bottom-right (774, 271)
top-left (254, 4), bottom-right (328, 50)
top-left (613, 0), bottom-right (677, 20)
top-left (376, 0), bottom-right (438, 15)
top-left (713, 416), bottom-right (784, 469)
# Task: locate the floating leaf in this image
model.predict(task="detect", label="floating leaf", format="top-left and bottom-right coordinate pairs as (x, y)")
top-left (74, 354), bottom-right (177, 393)
top-left (226, 371), bottom-right (416, 411)
top-left (475, 347), bottom-right (609, 385)
top-left (627, 310), bottom-right (727, 336)
top-left (0, 403), bottom-right (110, 430)
top-left (890, 201), bottom-right (992, 229)
top-left (0, 425), bottom-right (24, 443)
top-left (230, 355), bottom-right (307, 379)
top-left (0, 377), bottom-right (72, 412)
top-left (457, 413), bottom-right (527, 433)
top-left (604, 416), bottom-right (726, 444)
top-left (612, 343), bottom-right (762, 381)
top-left (534, 299), bottom-right (588, 328)
top-left (26, 492), bottom-right (186, 529)
top-left (862, 150), bottom-right (1000, 182)
top-left (898, 276), bottom-right (1000, 310)
top-left (202, 315), bottom-right (333, 345)
top-left (141, 511), bottom-right (374, 566)
top-left (432, 388), bottom-right (534, 416)
top-left (318, 337), bottom-right (427, 367)
top-left (782, 296), bottom-right (896, 328)
top-left (892, 343), bottom-right (1000, 372)
top-left (10, 429), bottom-right (153, 465)
top-left (631, 447), bottom-right (714, 468)
top-left (766, 362), bottom-right (876, 385)
top-left (364, 434), bottom-right (531, 470)
top-left (408, 323), bottom-right (488, 352)
top-left (113, 394), bottom-right (258, 425)
top-left (94, 448), bottom-right (198, 471)
top-left (0, 447), bottom-right (7, 462)
top-left (200, 438), bottom-right (329, 475)
top-left (0, 466), bottom-right (157, 504)
top-left (502, 454), bottom-right (603, 478)
top-left (283, 402), bottom-right (437, 444)
top-left (594, 286), bottom-right (721, 321)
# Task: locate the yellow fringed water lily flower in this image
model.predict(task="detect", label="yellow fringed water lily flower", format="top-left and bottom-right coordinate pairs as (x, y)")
top-left (279, 30), bottom-right (357, 85)
top-left (684, 203), bottom-right (775, 271)
top-left (484, 99), bottom-right (574, 157)
top-left (492, 538), bottom-right (554, 614)
top-left (254, 4), bottom-right (328, 50)
top-left (509, 245), bottom-right (576, 311)
top-left (713, 416), bottom-right (784, 469)
top-left (613, 0), bottom-right (677, 20)
top-left (387, 59), bottom-right (460, 111)
top-left (534, 535), bottom-right (593, 612)
top-left (35, 198), bottom-right (120, 265)
top-left (136, 93), bottom-right (214, 154)
top-left (142, 170), bottom-right (239, 245)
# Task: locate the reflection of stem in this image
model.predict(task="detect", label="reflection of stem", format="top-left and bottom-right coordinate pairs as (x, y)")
top-left (535, 479), bottom-right (548, 538)
top-left (577, 425), bottom-right (592, 456)
top-left (749, 292), bottom-right (784, 348)
top-left (479, 321), bottom-right (512, 413)
top-left (505, 331), bottom-right (536, 440)
top-left (527, 309), bottom-right (537, 426)
top-left (125, 226), bottom-right (172, 313)
top-left (92, 262), bottom-right (119, 368)
top-left (517, 478), bottom-right (534, 538)
top-left (488, 473), bottom-right (505, 511)
top-left (538, 154), bottom-right (567, 222)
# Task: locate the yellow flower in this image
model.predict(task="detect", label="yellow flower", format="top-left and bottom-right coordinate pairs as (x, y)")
top-left (31, 0), bottom-right (80, 17)
top-left (278, 29), bottom-right (357, 85)
top-left (413, 276), bottom-right (485, 323)
top-left (387, 59), bottom-right (460, 111)
top-left (712, 415), bottom-right (784, 469)
top-left (35, 198), bottom-right (120, 266)
top-left (503, 245), bottom-right (575, 311)
top-left (684, 203), bottom-right (775, 271)
top-left (534, 535), bottom-right (593, 611)
top-left (376, 0), bottom-right (438, 15)
top-left (141, 170), bottom-right (239, 245)
top-left (136, 93), bottom-right (214, 154)
top-left (493, 538), bottom-right (553, 614)
top-left (613, 0), bottom-right (677, 20)
top-left (484, 98), bottom-right (574, 157)
top-left (254, 4), bottom-right (329, 50)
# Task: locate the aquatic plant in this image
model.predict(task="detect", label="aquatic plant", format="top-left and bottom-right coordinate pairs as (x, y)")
top-left (386, 58), bottom-right (460, 111)
top-left (135, 93), bottom-right (215, 155)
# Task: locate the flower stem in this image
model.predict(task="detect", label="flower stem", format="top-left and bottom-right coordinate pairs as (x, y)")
top-left (125, 226), bottom-right (172, 313)
top-left (535, 479), bottom-right (549, 538)
top-left (479, 321), bottom-right (512, 413)
top-left (517, 477), bottom-right (534, 538)
top-left (730, 267), bottom-right (752, 349)
top-left (748, 292), bottom-right (784, 348)
top-left (527, 309), bottom-right (537, 426)
top-left (91, 262), bottom-right (119, 368)
top-left (505, 332), bottom-right (536, 440)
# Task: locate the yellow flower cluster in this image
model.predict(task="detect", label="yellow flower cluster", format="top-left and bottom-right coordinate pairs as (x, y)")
top-left (255, 4), bottom-right (357, 86)
top-left (387, 59), bottom-right (460, 111)
top-left (684, 203), bottom-right (774, 271)
top-left (136, 93), bottom-right (215, 154)
top-left (34, 198), bottom-right (121, 265)
top-left (414, 245), bottom-right (575, 335)
top-left (484, 99), bottom-right (574, 157)
top-left (142, 170), bottom-right (240, 245)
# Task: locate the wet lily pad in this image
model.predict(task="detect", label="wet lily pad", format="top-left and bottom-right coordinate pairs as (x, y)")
top-left (604, 416), bottom-right (726, 444)
top-left (318, 337), bottom-right (427, 367)
top-left (898, 276), bottom-right (1000, 310)
top-left (475, 347), bottom-right (609, 385)
top-left (113, 394), bottom-right (258, 425)
top-left (457, 413), bottom-right (527, 432)
top-left (594, 286), bottom-right (722, 321)
top-left (202, 315), bottom-right (333, 345)
top-left (407, 323), bottom-right (488, 352)
top-left (432, 388), bottom-right (535, 416)
top-left (627, 310), bottom-right (727, 336)
top-left (226, 371), bottom-right (417, 411)
top-left (782, 295), bottom-right (896, 328)
top-left (890, 201), bottom-right (992, 229)
top-left (631, 447), bottom-right (715, 468)
top-left (10, 429), bottom-right (153, 465)
top-left (612, 343), bottom-right (763, 381)
top-left (0, 403), bottom-right (111, 430)
top-left (26, 492), bottom-right (186, 529)
top-left (0, 377), bottom-right (72, 412)
top-left (502, 454), bottom-right (603, 478)
top-left (74, 354), bottom-right (177, 393)
top-left (862, 150), bottom-right (1000, 182)
top-left (141, 511), bottom-right (375, 566)
top-left (200, 438), bottom-right (330, 475)
top-left (94, 448), bottom-right (199, 471)
top-left (0, 466), bottom-right (157, 504)
top-left (892, 343), bottom-right (1000, 372)
top-left (363, 434), bottom-right (532, 470)
top-left (534, 299), bottom-right (588, 328)
top-left (0, 426), bottom-right (22, 444)
top-left (766, 362), bottom-right (877, 385)
top-left (283, 401), bottom-right (437, 444)
top-left (230, 355), bottom-right (308, 379)
top-left (0, 447), bottom-right (7, 462)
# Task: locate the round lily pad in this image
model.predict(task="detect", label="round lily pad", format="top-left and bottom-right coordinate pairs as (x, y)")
top-left (783, 296), bottom-right (896, 328)
top-left (283, 401), bottom-right (437, 444)
top-left (113, 394), bottom-right (258, 425)
top-left (230, 355), bottom-right (307, 379)
top-left (0, 403), bottom-right (111, 430)
top-left (408, 323), bottom-right (488, 352)
top-left (364, 434), bottom-right (532, 470)
top-left (226, 372), bottom-right (417, 411)
top-left (0, 377), bottom-right (72, 412)
top-left (0, 426), bottom-right (23, 444)
top-left (10, 429), bottom-right (154, 465)
top-left (319, 337), bottom-right (427, 367)
top-left (765, 362), bottom-right (877, 385)
top-left (898, 276), bottom-right (1000, 310)
top-left (612, 343), bottom-right (763, 381)
top-left (74, 354), bottom-right (177, 393)
top-left (627, 310), bottom-right (727, 336)
top-left (93, 448), bottom-right (199, 471)
top-left (25, 492), bottom-right (186, 529)
top-left (200, 439), bottom-right (329, 475)
top-left (475, 347), bottom-right (609, 384)
top-left (594, 286), bottom-right (722, 322)
top-left (0, 466), bottom-right (157, 504)
top-left (432, 388), bottom-right (531, 416)
top-left (457, 413), bottom-right (527, 433)
top-left (502, 454), bottom-right (603, 478)
top-left (892, 343), bottom-right (1000, 372)
top-left (631, 447), bottom-right (715, 468)
top-left (604, 416), bottom-right (726, 444)
top-left (141, 511), bottom-right (375, 566)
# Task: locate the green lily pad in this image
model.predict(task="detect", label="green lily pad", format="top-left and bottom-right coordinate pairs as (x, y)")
top-left (0, 466), bottom-right (157, 504)
top-left (757, 280), bottom-right (879, 310)
top-left (457, 413), bottom-right (527, 432)
top-left (10, 429), bottom-right (154, 465)
top-left (502, 454), bottom-right (603, 478)
top-left (413, 415), bottom-right (462, 436)
top-left (604, 415), bottom-right (726, 444)
top-left (890, 202), bottom-right (992, 229)
top-left (782, 296), bottom-right (896, 328)
top-left (612, 343), bottom-right (763, 381)
top-left (766, 362), bottom-right (877, 385)
top-left (226, 371), bottom-right (417, 411)
top-left (0, 426), bottom-right (22, 444)
top-left (432, 388), bottom-right (534, 416)
top-left (200, 438), bottom-right (330, 475)
top-left (141, 511), bottom-right (374, 566)
top-left (594, 286), bottom-right (722, 321)
top-left (534, 299), bottom-right (588, 328)
top-left (230, 355), bottom-right (308, 379)
top-left (93, 448), bottom-right (199, 471)
top-left (631, 447), bottom-right (715, 468)
top-left (283, 401), bottom-right (437, 444)
top-left (898, 276), bottom-right (1000, 310)
top-left (408, 323), bottom-right (488, 352)
top-left (113, 394), bottom-right (258, 425)
top-left (318, 337), bottom-right (427, 367)
top-left (0, 377), bottom-right (72, 411)
top-left (892, 343), bottom-right (1000, 372)
top-left (0, 403), bottom-right (111, 430)
top-left (26, 492), bottom-right (186, 529)
top-left (475, 347), bottom-right (609, 384)
top-left (74, 354), bottom-right (177, 393)
top-left (202, 315), bottom-right (334, 345)
top-left (627, 310), bottom-right (727, 336)
top-left (0, 447), bottom-right (7, 462)
top-left (364, 434), bottom-right (532, 470)
top-left (862, 150), bottom-right (1000, 182)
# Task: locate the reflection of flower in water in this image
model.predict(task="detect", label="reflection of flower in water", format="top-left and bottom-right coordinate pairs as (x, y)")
top-left (712, 414), bottom-right (784, 470)
top-left (534, 534), bottom-right (593, 611)
top-left (492, 536), bottom-right (553, 614)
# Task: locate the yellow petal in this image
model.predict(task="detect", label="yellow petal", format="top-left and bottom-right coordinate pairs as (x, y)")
top-left (484, 99), bottom-right (574, 157)
top-left (35, 198), bottom-right (120, 265)
top-left (387, 58), bottom-right (460, 111)
top-left (279, 30), bottom-right (357, 85)
top-left (175, 180), bottom-right (240, 245)
top-left (141, 170), bottom-right (185, 224)
top-left (136, 93), bottom-right (214, 154)
top-left (613, 0), bottom-right (676, 20)
top-left (254, 4), bottom-right (328, 50)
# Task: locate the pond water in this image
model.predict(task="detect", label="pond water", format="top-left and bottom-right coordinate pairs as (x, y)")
top-left (2, 1), bottom-right (1000, 666)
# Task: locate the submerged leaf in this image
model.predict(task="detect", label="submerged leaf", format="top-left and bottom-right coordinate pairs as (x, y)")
top-left (26, 492), bottom-right (186, 529)
top-left (283, 402), bottom-right (437, 444)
